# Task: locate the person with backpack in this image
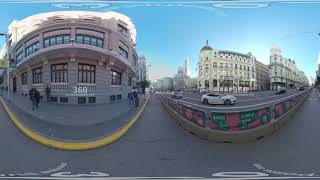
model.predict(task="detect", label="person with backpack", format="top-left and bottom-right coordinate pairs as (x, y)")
top-left (133, 88), bottom-right (139, 107)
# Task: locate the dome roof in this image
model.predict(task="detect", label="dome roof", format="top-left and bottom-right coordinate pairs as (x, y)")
top-left (200, 40), bottom-right (213, 52)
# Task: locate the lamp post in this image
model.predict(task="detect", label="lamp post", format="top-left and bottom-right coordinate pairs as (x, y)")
top-left (0, 32), bottom-right (9, 98)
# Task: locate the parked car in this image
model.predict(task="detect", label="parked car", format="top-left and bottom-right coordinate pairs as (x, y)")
top-left (201, 93), bottom-right (237, 105)
top-left (299, 86), bottom-right (305, 91)
top-left (172, 91), bottom-right (183, 99)
top-left (275, 88), bottom-right (286, 94)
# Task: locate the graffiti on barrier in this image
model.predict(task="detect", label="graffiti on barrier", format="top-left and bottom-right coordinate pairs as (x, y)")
top-left (177, 103), bottom-right (206, 127)
top-left (274, 93), bottom-right (305, 119)
top-left (210, 107), bottom-right (271, 131)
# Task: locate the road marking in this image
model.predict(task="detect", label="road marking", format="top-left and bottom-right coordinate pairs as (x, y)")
top-left (176, 91), bottom-right (305, 110)
top-left (1, 176), bottom-right (320, 180)
top-left (0, 177), bottom-right (205, 180)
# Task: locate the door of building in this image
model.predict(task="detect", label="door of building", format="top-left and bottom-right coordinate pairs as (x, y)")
top-left (13, 77), bottom-right (16, 93)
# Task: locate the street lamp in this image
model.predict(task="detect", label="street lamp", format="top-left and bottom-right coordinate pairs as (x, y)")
top-left (0, 32), bottom-right (9, 98)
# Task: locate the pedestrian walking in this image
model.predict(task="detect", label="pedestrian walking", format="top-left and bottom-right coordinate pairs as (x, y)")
top-left (133, 89), bottom-right (139, 107)
top-left (35, 88), bottom-right (41, 109)
top-left (45, 85), bottom-right (51, 103)
top-left (29, 86), bottom-right (37, 111)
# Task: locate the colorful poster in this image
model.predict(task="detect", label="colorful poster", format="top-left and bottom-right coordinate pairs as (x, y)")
top-left (177, 103), bottom-right (206, 127)
top-left (210, 107), bottom-right (271, 131)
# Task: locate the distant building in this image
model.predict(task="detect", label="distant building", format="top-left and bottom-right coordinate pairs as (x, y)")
top-left (183, 58), bottom-right (190, 77)
top-left (156, 79), bottom-right (164, 91)
top-left (269, 46), bottom-right (308, 90)
top-left (174, 67), bottom-right (186, 90)
top-left (316, 53), bottom-right (320, 86)
top-left (162, 77), bottom-right (174, 91)
top-left (197, 41), bottom-right (256, 92)
top-left (136, 56), bottom-right (147, 84)
top-left (255, 60), bottom-right (270, 91)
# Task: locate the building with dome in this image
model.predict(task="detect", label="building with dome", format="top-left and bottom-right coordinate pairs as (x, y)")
top-left (197, 41), bottom-right (257, 92)
top-left (2, 11), bottom-right (139, 104)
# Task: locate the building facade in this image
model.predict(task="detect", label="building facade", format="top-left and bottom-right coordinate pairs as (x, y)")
top-left (174, 66), bottom-right (187, 90)
top-left (255, 60), bottom-right (270, 91)
top-left (135, 55), bottom-right (147, 84)
top-left (197, 41), bottom-right (256, 92)
top-left (4, 11), bottom-right (139, 104)
top-left (269, 47), bottom-right (308, 90)
top-left (159, 77), bottom-right (174, 91)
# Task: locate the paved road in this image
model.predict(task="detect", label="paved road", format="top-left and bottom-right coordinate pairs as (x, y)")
top-left (0, 89), bottom-right (320, 179)
top-left (161, 89), bottom-right (304, 112)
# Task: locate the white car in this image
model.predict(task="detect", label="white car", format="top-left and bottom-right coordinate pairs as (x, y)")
top-left (201, 93), bottom-right (237, 105)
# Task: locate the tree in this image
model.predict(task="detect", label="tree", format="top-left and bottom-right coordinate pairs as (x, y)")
top-left (0, 73), bottom-right (3, 85)
top-left (140, 80), bottom-right (150, 94)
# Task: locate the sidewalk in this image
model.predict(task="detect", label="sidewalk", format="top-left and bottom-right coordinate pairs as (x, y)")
top-left (1, 93), bottom-right (147, 142)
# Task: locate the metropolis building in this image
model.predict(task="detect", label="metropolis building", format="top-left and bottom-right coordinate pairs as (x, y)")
top-left (4, 11), bottom-right (139, 104)
top-left (197, 41), bottom-right (256, 92)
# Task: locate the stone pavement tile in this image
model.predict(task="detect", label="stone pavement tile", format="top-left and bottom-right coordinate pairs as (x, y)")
top-left (2, 94), bottom-right (146, 141)
top-left (7, 93), bottom-right (145, 126)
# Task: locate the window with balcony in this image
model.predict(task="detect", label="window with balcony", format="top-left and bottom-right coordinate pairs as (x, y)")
top-left (44, 35), bottom-right (70, 48)
top-left (128, 76), bottom-right (132, 86)
top-left (213, 62), bottom-right (217, 67)
top-left (118, 24), bottom-right (128, 37)
top-left (132, 56), bottom-right (137, 66)
top-left (78, 64), bottom-right (95, 83)
top-left (21, 72), bottom-right (28, 85)
top-left (32, 67), bottom-right (42, 84)
top-left (118, 46), bottom-right (128, 59)
top-left (111, 70), bottom-right (122, 85)
top-left (16, 51), bottom-right (23, 63)
top-left (51, 63), bottom-right (68, 83)
top-left (76, 34), bottom-right (103, 48)
top-left (25, 41), bottom-right (40, 57)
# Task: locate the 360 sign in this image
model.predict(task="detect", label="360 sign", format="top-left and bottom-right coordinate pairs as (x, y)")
top-left (73, 87), bottom-right (88, 94)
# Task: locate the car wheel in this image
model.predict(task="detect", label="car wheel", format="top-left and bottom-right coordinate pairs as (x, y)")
top-left (203, 99), bottom-right (208, 104)
top-left (224, 99), bottom-right (231, 105)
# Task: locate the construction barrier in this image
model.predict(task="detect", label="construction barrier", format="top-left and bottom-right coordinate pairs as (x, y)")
top-left (160, 89), bottom-right (310, 142)
top-left (210, 107), bottom-right (271, 131)
top-left (176, 102), bottom-right (206, 127)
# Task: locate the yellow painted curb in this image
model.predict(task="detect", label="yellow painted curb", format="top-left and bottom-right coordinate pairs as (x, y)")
top-left (0, 96), bottom-right (150, 151)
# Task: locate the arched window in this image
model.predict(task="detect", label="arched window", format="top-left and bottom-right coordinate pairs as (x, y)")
top-left (213, 79), bottom-right (217, 87)
top-left (205, 80), bottom-right (209, 88)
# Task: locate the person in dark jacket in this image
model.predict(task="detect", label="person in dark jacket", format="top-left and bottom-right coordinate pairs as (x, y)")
top-left (133, 89), bottom-right (139, 107)
top-left (45, 85), bottom-right (51, 103)
top-left (35, 89), bottom-right (40, 109)
top-left (29, 86), bottom-right (37, 111)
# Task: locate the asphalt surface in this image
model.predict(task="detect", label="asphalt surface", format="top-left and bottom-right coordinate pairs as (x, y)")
top-left (0, 89), bottom-right (320, 179)
top-left (161, 89), bottom-right (305, 112)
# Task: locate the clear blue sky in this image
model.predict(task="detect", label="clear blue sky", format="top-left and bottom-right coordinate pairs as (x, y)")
top-left (0, 1), bottom-right (319, 82)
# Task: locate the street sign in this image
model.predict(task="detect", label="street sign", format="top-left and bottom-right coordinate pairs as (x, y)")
top-left (0, 59), bottom-right (7, 68)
